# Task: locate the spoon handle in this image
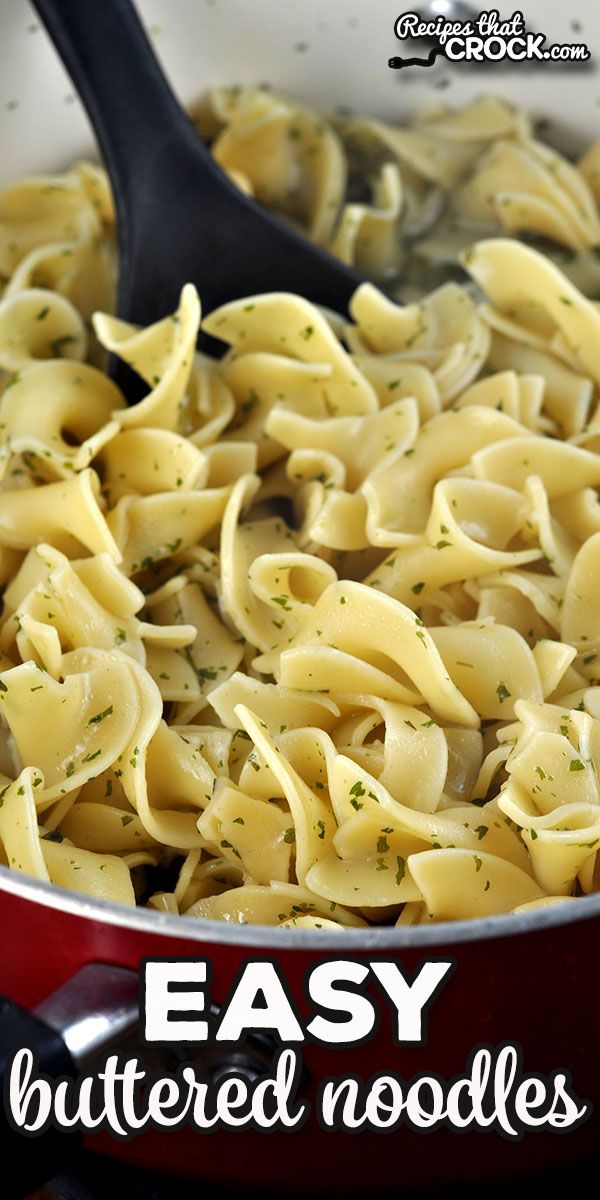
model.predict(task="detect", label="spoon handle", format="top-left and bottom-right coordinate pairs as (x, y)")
top-left (32, 0), bottom-right (365, 330)
top-left (32, 0), bottom-right (231, 332)
top-left (32, 0), bottom-right (202, 200)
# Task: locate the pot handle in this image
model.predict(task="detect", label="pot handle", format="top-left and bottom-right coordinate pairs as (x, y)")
top-left (1, 994), bottom-right (79, 1197)
top-left (0, 965), bottom-right (139, 1198)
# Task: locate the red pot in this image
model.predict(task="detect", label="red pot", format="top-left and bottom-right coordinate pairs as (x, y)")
top-left (1, 865), bottom-right (598, 1191)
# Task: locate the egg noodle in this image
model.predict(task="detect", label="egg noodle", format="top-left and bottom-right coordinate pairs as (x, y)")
top-left (1, 92), bottom-right (600, 929)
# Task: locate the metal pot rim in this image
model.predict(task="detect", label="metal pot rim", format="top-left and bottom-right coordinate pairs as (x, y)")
top-left (1, 863), bottom-right (599, 950)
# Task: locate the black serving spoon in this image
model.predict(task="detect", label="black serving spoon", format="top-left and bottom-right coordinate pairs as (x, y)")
top-left (32, 0), bottom-right (365, 384)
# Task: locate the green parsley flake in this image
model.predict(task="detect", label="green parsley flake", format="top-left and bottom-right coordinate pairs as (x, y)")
top-left (87, 705), bottom-right (114, 726)
top-left (50, 334), bottom-right (79, 358)
top-left (198, 667), bottom-right (218, 681)
top-left (82, 748), bottom-right (102, 763)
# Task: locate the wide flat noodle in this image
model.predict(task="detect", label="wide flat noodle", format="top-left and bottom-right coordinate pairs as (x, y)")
top-left (0, 95), bottom-right (599, 929)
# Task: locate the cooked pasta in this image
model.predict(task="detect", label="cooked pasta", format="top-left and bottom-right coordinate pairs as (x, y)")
top-left (197, 87), bottom-right (600, 297)
top-left (1, 94), bottom-right (600, 929)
